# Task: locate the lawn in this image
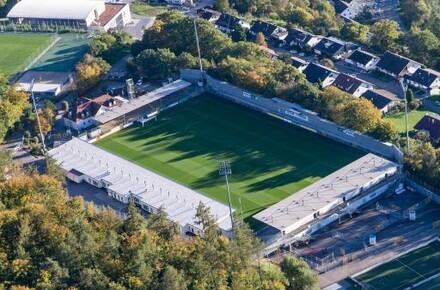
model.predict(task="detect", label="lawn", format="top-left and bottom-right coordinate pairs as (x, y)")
top-left (354, 241), bottom-right (440, 290)
top-left (384, 108), bottom-right (438, 133)
top-left (96, 95), bottom-right (363, 222)
top-left (0, 33), bottom-right (52, 77)
top-left (130, 2), bottom-right (168, 17)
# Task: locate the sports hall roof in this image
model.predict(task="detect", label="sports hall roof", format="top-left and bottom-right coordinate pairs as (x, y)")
top-left (253, 154), bottom-right (398, 232)
top-left (7, 0), bottom-right (103, 20)
top-left (49, 137), bottom-right (233, 232)
top-left (92, 80), bottom-right (192, 124)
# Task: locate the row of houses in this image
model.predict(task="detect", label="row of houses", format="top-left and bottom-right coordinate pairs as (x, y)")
top-left (197, 8), bottom-right (440, 98)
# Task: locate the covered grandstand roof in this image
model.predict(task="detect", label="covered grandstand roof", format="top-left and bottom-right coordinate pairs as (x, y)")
top-left (7, 0), bottom-right (104, 20)
top-left (253, 154), bottom-right (398, 232)
top-left (92, 80), bottom-right (192, 124)
top-left (49, 137), bottom-right (233, 232)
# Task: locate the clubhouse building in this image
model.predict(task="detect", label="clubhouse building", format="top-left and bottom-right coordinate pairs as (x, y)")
top-left (7, 0), bottom-right (131, 32)
top-left (49, 138), bottom-right (233, 236)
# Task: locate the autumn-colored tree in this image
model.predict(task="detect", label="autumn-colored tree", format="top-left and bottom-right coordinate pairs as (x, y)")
top-left (32, 114), bottom-right (52, 136)
top-left (74, 54), bottom-right (110, 94)
top-left (256, 32), bottom-right (268, 47)
top-left (342, 98), bottom-right (381, 133)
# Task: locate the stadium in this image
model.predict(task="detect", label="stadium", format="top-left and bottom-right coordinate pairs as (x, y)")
top-left (49, 77), bottom-right (401, 240)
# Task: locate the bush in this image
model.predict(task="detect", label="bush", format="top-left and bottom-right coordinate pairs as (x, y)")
top-left (409, 99), bottom-right (421, 110)
top-left (61, 100), bottom-right (69, 111)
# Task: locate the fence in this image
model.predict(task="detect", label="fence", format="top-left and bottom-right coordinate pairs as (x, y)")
top-left (180, 69), bottom-right (404, 163)
top-left (405, 174), bottom-right (440, 205)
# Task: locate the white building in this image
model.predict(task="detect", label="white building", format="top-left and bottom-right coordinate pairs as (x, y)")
top-left (49, 138), bottom-right (233, 236)
top-left (345, 49), bottom-right (379, 71)
top-left (16, 71), bottom-right (73, 97)
top-left (254, 154), bottom-right (399, 236)
top-left (7, 0), bottom-right (131, 32)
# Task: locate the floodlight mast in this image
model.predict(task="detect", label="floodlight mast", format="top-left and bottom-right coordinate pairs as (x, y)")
top-left (30, 79), bottom-right (46, 153)
top-left (193, 19), bottom-right (204, 80)
top-left (400, 79), bottom-right (410, 152)
top-left (219, 160), bottom-right (234, 234)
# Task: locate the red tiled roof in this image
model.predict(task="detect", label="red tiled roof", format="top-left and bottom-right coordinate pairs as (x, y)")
top-left (96, 3), bottom-right (125, 26)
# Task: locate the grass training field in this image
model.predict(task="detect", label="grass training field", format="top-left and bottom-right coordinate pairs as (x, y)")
top-left (0, 33), bottom-right (52, 76)
top-left (384, 108), bottom-right (438, 134)
top-left (96, 95), bottom-right (363, 222)
top-left (354, 240), bottom-right (440, 290)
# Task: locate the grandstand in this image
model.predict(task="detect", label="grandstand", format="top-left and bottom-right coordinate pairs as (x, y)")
top-left (254, 154), bottom-right (399, 237)
top-left (48, 137), bottom-right (233, 236)
top-left (91, 80), bottom-right (193, 136)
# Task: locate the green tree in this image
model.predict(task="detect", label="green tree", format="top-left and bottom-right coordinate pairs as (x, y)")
top-left (214, 0), bottom-right (230, 12)
top-left (158, 265), bottom-right (188, 290)
top-left (147, 206), bottom-right (179, 241)
top-left (406, 88), bottom-right (415, 103)
top-left (231, 23), bottom-right (247, 42)
top-left (135, 48), bottom-right (176, 80)
top-left (340, 22), bottom-right (369, 43)
top-left (372, 120), bottom-right (398, 142)
top-left (370, 20), bottom-right (401, 51)
top-left (45, 156), bottom-right (66, 184)
top-left (280, 256), bottom-right (319, 290)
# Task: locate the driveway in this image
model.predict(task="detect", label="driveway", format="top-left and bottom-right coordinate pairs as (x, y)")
top-left (123, 14), bottom-right (155, 40)
top-left (370, 0), bottom-right (406, 30)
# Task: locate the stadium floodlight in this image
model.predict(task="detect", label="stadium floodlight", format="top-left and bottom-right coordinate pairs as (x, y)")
top-left (219, 160), bottom-right (234, 234)
top-left (399, 79), bottom-right (410, 152)
top-left (29, 79), bottom-right (46, 153)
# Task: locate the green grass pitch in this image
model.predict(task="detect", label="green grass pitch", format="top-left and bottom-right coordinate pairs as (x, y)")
top-left (0, 33), bottom-right (52, 77)
top-left (354, 241), bottom-right (440, 290)
top-left (96, 94), bottom-right (363, 222)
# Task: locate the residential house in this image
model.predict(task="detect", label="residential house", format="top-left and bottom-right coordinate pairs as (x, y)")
top-left (302, 62), bottom-right (339, 88)
top-left (404, 68), bottom-right (440, 96)
top-left (360, 89), bottom-right (400, 114)
top-left (249, 20), bottom-right (288, 41)
top-left (63, 94), bottom-right (123, 131)
top-left (197, 8), bottom-right (221, 23)
top-left (331, 0), bottom-right (358, 20)
top-left (414, 115), bottom-right (440, 141)
top-left (283, 28), bottom-right (322, 50)
top-left (375, 51), bottom-right (422, 79)
top-left (313, 37), bottom-right (350, 60)
top-left (332, 73), bottom-right (375, 97)
top-left (291, 56), bottom-right (308, 72)
top-left (215, 13), bottom-right (250, 34)
top-left (345, 48), bottom-right (379, 71)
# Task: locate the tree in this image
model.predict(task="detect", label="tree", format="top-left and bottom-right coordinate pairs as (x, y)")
top-left (372, 120), bottom-right (398, 142)
top-left (280, 256), bottom-right (319, 290)
top-left (340, 22), bottom-right (369, 43)
top-left (0, 82), bottom-right (30, 142)
top-left (32, 114), bottom-right (52, 136)
top-left (147, 206), bottom-right (179, 241)
top-left (370, 20), bottom-right (401, 51)
top-left (175, 52), bottom-right (197, 69)
top-left (342, 99), bottom-right (381, 133)
top-left (61, 101), bottom-right (69, 111)
top-left (406, 88), bottom-right (415, 103)
top-left (158, 266), bottom-right (187, 290)
top-left (45, 156), bottom-right (66, 184)
top-left (74, 54), bottom-right (110, 94)
top-left (135, 48), bottom-right (176, 80)
top-left (256, 32), bottom-right (268, 47)
top-left (214, 0), bottom-right (230, 12)
top-left (231, 24), bottom-right (247, 42)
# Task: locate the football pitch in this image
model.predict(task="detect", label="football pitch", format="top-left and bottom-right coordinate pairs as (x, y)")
top-left (0, 33), bottom-right (52, 76)
top-left (96, 94), bottom-right (363, 222)
top-left (354, 240), bottom-right (440, 290)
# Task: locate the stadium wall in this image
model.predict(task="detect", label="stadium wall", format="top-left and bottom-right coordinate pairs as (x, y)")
top-left (180, 69), bottom-right (403, 163)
